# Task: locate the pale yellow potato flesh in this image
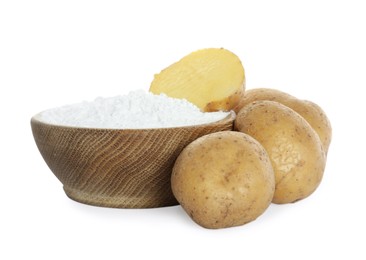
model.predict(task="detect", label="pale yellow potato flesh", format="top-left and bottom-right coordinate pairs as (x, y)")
top-left (234, 88), bottom-right (332, 154)
top-left (150, 48), bottom-right (245, 112)
top-left (172, 131), bottom-right (275, 229)
top-left (235, 101), bottom-right (326, 204)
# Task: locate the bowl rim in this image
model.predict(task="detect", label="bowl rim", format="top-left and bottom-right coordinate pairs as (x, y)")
top-left (30, 110), bottom-right (236, 131)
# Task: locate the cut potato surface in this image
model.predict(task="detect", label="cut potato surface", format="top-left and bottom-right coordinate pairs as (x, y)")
top-left (150, 48), bottom-right (245, 112)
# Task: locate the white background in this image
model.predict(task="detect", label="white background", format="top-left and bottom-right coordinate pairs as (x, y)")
top-left (1, 0), bottom-right (365, 259)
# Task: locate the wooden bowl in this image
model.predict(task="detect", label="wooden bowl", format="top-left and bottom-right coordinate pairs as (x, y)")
top-left (31, 111), bottom-right (235, 208)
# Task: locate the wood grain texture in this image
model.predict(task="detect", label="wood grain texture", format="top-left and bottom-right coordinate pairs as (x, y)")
top-left (31, 112), bottom-right (235, 208)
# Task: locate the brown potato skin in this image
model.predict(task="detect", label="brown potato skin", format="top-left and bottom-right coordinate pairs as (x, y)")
top-left (235, 101), bottom-right (326, 204)
top-left (292, 100), bottom-right (332, 154)
top-left (233, 88), bottom-right (294, 113)
top-left (171, 131), bottom-right (275, 229)
top-left (234, 88), bottom-right (332, 154)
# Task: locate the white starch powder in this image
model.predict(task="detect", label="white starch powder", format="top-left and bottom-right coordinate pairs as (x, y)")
top-left (40, 90), bottom-right (230, 129)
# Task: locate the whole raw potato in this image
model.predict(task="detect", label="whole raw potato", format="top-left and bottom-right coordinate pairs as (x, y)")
top-left (290, 100), bottom-right (332, 155)
top-left (233, 88), bottom-right (293, 113)
top-left (233, 88), bottom-right (332, 154)
top-left (171, 131), bottom-right (275, 229)
top-left (235, 101), bottom-right (326, 204)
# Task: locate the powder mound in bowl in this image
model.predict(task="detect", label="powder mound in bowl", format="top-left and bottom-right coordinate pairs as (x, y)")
top-left (40, 90), bottom-right (230, 129)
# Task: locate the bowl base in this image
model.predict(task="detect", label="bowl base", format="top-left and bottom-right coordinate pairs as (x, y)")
top-left (63, 186), bottom-right (178, 209)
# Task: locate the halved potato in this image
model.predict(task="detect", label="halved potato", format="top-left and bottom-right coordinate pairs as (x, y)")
top-left (150, 48), bottom-right (245, 112)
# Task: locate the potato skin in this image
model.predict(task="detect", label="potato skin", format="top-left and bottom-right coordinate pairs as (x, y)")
top-left (171, 131), bottom-right (275, 229)
top-left (292, 100), bottom-right (332, 154)
top-left (235, 101), bottom-right (326, 204)
top-left (234, 88), bottom-right (332, 154)
top-left (233, 88), bottom-right (294, 113)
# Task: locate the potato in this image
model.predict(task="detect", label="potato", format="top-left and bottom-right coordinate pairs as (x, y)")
top-left (150, 48), bottom-right (245, 112)
top-left (171, 131), bottom-right (275, 229)
top-left (235, 101), bottom-right (326, 204)
top-left (290, 100), bottom-right (332, 155)
top-left (233, 88), bottom-right (294, 113)
top-left (234, 88), bottom-right (332, 154)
